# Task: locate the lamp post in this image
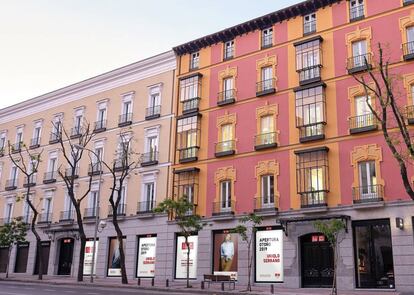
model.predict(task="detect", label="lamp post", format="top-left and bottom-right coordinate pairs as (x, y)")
top-left (74, 144), bottom-right (102, 283)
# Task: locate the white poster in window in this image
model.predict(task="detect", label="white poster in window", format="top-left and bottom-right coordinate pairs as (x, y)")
top-left (136, 236), bottom-right (157, 278)
top-left (255, 229), bottom-right (284, 282)
top-left (83, 240), bottom-right (99, 275)
top-left (175, 235), bottom-right (198, 279)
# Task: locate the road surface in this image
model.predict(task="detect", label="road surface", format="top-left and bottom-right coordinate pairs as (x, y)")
top-left (0, 281), bottom-right (200, 295)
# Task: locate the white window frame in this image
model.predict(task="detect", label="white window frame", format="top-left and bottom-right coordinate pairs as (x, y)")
top-left (15, 126), bottom-right (24, 145)
top-left (52, 113), bottom-right (63, 134)
top-left (220, 180), bottom-right (232, 211)
top-left (261, 174), bottom-right (274, 206)
top-left (190, 52), bottom-right (200, 69)
top-left (4, 198), bottom-right (14, 223)
top-left (0, 131), bottom-right (6, 151)
top-left (303, 12), bottom-right (316, 34)
top-left (224, 40), bottom-right (235, 59)
top-left (148, 83), bottom-right (162, 109)
top-left (262, 27), bottom-right (273, 47)
top-left (96, 99), bottom-right (108, 123)
top-left (121, 92), bottom-right (134, 115)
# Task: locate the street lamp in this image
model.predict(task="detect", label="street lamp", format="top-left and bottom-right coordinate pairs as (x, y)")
top-left (74, 144), bottom-right (103, 283)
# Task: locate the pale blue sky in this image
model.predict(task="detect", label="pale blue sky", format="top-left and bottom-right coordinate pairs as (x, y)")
top-left (0, 0), bottom-right (301, 109)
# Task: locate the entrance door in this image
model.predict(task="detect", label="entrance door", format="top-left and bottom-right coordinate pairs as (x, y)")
top-left (0, 246), bottom-right (9, 273)
top-left (34, 241), bottom-right (51, 275)
top-left (353, 219), bottom-right (395, 289)
top-left (301, 233), bottom-right (334, 287)
top-left (58, 238), bottom-right (74, 275)
top-left (14, 242), bottom-right (29, 273)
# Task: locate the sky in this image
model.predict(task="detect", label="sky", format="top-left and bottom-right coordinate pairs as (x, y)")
top-left (0, 0), bottom-right (301, 109)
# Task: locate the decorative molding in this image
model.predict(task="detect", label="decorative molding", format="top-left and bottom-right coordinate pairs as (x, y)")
top-left (399, 10), bottom-right (414, 44)
top-left (347, 83), bottom-right (375, 117)
top-left (350, 144), bottom-right (384, 188)
top-left (214, 166), bottom-right (236, 202)
top-left (218, 66), bottom-right (238, 94)
top-left (216, 111), bottom-right (237, 128)
top-left (0, 51), bottom-right (176, 124)
top-left (255, 160), bottom-right (280, 206)
top-left (345, 26), bottom-right (372, 59)
top-left (256, 54), bottom-right (277, 84)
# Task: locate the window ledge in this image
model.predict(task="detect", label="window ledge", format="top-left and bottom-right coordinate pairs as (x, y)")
top-left (179, 157), bottom-right (198, 164)
top-left (145, 114), bottom-right (161, 121)
top-left (254, 143), bottom-right (277, 151)
top-left (299, 134), bottom-right (325, 143)
top-left (261, 44), bottom-right (273, 50)
top-left (348, 64), bottom-right (372, 74)
top-left (350, 15), bottom-right (365, 23)
top-left (118, 121), bottom-right (132, 127)
top-left (93, 127), bottom-right (106, 133)
top-left (404, 0), bottom-right (414, 5)
top-left (29, 144), bottom-right (40, 149)
top-left (141, 160), bottom-right (159, 167)
top-left (49, 139), bottom-right (60, 144)
top-left (43, 179), bottom-right (56, 184)
top-left (353, 199), bottom-right (384, 209)
top-left (256, 88), bottom-right (276, 97)
top-left (299, 76), bottom-right (321, 86)
top-left (349, 125), bottom-right (378, 134)
top-left (403, 53), bottom-right (414, 61)
top-left (215, 150), bottom-right (235, 158)
top-left (408, 118), bottom-right (414, 125)
top-left (217, 98), bottom-right (236, 106)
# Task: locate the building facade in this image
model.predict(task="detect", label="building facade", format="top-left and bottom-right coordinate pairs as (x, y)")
top-left (171, 0), bottom-right (414, 292)
top-left (0, 51), bottom-right (176, 279)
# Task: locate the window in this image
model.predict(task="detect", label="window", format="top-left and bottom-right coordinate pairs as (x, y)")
top-left (261, 175), bottom-right (274, 206)
top-left (220, 180), bottom-right (232, 211)
top-left (295, 148), bottom-right (329, 207)
top-left (146, 84), bottom-right (162, 119)
top-left (13, 127), bottom-right (23, 152)
top-left (44, 152), bottom-right (58, 182)
top-left (173, 168), bottom-right (199, 209)
top-left (95, 101), bottom-right (107, 131)
top-left (177, 115), bottom-right (200, 161)
top-left (256, 115), bottom-right (276, 147)
top-left (143, 182), bottom-right (155, 211)
top-left (62, 191), bottom-right (74, 220)
top-left (88, 191), bottom-right (99, 217)
top-left (22, 198), bottom-right (32, 223)
top-left (261, 28), bottom-right (273, 48)
top-left (352, 40), bottom-right (367, 66)
top-left (303, 13), bottom-right (316, 35)
top-left (404, 26), bottom-right (414, 57)
top-left (219, 124), bottom-right (234, 152)
top-left (224, 40), bottom-right (234, 59)
top-left (4, 200), bottom-right (14, 224)
top-left (404, 0), bottom-right (414, 5)
top-left (261, 67), bottom-right (273, 88)
top-left (295, 86), bottom-right (326, 141)
top-left (190, 52), bottom-right (199, 70)
top-left (50, 114), bottom-right (62, 143)
top-left (0, 132), bottom-right (6, 155)
top-left (180, 75), bottom-right (201, 113)
top-left (295, 39), bottom-right (322, 84)
top-left (355, 161), bottom-right (381, 201)
top-left (41, 196), bottom-right (52, 222)
top-left (119, 93), bottom-right (133, 125)
top-left (350, 0), bottom-right (364, 21)
top-left (256, 66), bottom-right (275, 95)
top-left (221, 77), bottom-right (234, 102)
top-left (8, 166), bottom-right (18, 189)
top-left (143, 131), bottom-right (158, 164)
top-left (350, 96), bottom-right (375, 131)
top-left (31, 121), bottom-right (42, 148)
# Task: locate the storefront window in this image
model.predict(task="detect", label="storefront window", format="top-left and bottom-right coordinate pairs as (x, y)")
top-left (353, 219), bottom-right (395, 289)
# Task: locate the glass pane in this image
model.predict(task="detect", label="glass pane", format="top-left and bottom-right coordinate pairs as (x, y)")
top-left (407, 26), bottom-right (414, 43)
top-left (221, 124), bottom-right (233, 141)
top-left (261, 115), bottom-right (274, 133)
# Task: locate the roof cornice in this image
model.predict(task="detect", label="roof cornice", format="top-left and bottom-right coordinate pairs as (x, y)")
top-left (173, 0), bottom-right (342, 55)
top-left (0, 51), bottom-right (176, 124)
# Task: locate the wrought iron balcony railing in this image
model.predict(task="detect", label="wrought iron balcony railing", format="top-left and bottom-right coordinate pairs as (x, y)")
top-left (145, 105), bottom-right (161, 120)
top-left (23, 175), bottom-right (36, 188)
top-left (349, 4), bottom-right (365, 22)
top-left (88, 163), bottom-right (103, 176)
top-left (94, 120), bottom-right (107, 133)
top-left (59, 210), bottom-right (75, 222)
top-left (254, 196), bottom-right (277, 212)
top-left (137, 201), bottom-right (156, 214)
top-left (118, 113), bottom-right (133, 127)
top-left (5, 179), bottom-right (18, 191)
top-left (108, 204), bottom-right (127, 216)
top-left (182, 97), bottom-right (200, 114)
top-left (30, 137), bottom-right (41, 149)
top-left (141, 151), bottom-right (159, 167)
top-left (403, 41), bottom-right (414, 61)
top-left (353, 184), bottom-right (384, 203)
top-left (406, 105), bottom-right (414, 124)
top-left (38, 213), bottom-right (52, 224)
top-left (49, 132), bottom-right (61, 144)
top-left (70, 127), bottom-right (83, 138)
top-left (256, 78), bottom-right (276, 97)
top-left (261, 34), bottom-right (273, 49)
top-left (43, 171), bottom-right (57, 184)
top-left (300, 190), bottom-right (328, 208)
top-left (347, 53), bottom-right (372, 74)
top-left (254, 132), bottom-right (277, 150)
top-left (84, 207), bottom-right (98, 219)
top-left (299, 122), bottom-right (326, 142)
top-left (212, 200), bottom-right (235, 216)
top-left (303, 20), bottom-right (316, 35)
top-left (349, 113), bottom-right (378, 134)
top-left (217, 89), bottom-right (236, 106)
top-left (64, 167), bottom-right (79, 179)
top-left (11, 142), bottom-right (22, 154)
top-left (215, 140), bottom-right (235, 157)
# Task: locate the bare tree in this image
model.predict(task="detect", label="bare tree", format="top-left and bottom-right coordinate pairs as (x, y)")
top-left (7, 143), bottom-right (44, 279)
top-left (56, 121), bottom-right (95, 282)
top-left (353, 43), bottom-right (414, 201)
top-left (102, 132), bottom-right (139, 284)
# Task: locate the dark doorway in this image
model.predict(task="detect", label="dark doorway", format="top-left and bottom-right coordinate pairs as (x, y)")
top-left (34, 241), bottom-right (51, 275)
top-left (14, 242), bottom-right (29, 273)
top-left (301, 233), bottom-right (334, 288)
top-left (353, 219), bottom-right (395, 289)
top-left (58, 238), bottom-right (74, 275)
top-left (0, 246), bottom-right (10, 273)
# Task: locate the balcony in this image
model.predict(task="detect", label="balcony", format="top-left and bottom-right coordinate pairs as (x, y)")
top-left (88, 163), bottom-right (103, 176)
top-left (5, 179), bottom-right (17, 191)
top-left (23, 175), bottom-right (36, 188)
top-left (30, 137), bottom-right (41, 149)
top-left (349, 113), bottom-right (378, 134)
top-left (403, 0), bottom-right (414, 5)
top-left (303, 20), bottom-right (316, 36)
top-left (64, 167), bottom-right (79, 180)
top-left (49, 132), bottom-right (61, 144)
top-left (347, 53), bottom-right (372, 74)
top-left (43, 171), bottom-right (57, 184)
top-left (299, 122), bottom-right (326, 143)
top-left (217, 89), bottom-right (236, 106)
top-left (137, 201), bottom-right (156, 214)
top-left (38, 213), bottom-right (52, 224)
top-left (108, 204), bottom-right (126, 217)
top-left (113, 159), bottom-right (127, 172)
top-left (145, 105), bottom-right (161, 120)
top-left (403, 41), bottom-right (414, 61)
top-left (59, 210), bottom-right (75, 222)
top-left (70, 127), bottom-right (83, 139)
top-left (215, 140), bottom-right (235, 157)
top-left (353, 184), bottom-right (384, 204)
top-left (256, 78), bottom-right (276, 97)
top-left (94, 120), bottom-right (107, 133)
top-left (212, 200), bottom-right (235, 216)
top-left (83, 207), bottom-right (98, 220)
top-left (254, 132), bottom-right (277, 151)
top-left (179, 146), bottom-right (199, 163)
top-left (11, 142), bottom-right (22, 154)
top-left (141, 151), bottom-right (158, 167)
top-left (300, 191), bottom-right (327, 208)
top-left (298, 65), bottom-right (322, 85)
top-left (261, 35), bottom-right (273, 49)
top-left (254, 197), bottom-right (277, 213)
top-left (349, 4), bottom-right (364, 22)
top-left (406, 105), bottom-right (414, 124)
top-left (118, 113), bottom-right (133, 127)
top-left (182, 97), bottom-right (200, 115)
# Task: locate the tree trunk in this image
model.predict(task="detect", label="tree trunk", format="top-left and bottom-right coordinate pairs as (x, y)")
top-left (247, 242), bottom-right (252, 292)
top-left (75, 205), bottom-right (86, 282)
top-left (112, 212), bottom-right (128, 284)
top-left (31, 212), bottom-right (43, 280)
top-left (185, 237), bottom-right (191, 288)
top-left (5, 246), bottom-right (12, 279)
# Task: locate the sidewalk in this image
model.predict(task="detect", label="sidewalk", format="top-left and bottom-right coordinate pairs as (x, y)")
top-left (0, 274), bottom-right (407, 295)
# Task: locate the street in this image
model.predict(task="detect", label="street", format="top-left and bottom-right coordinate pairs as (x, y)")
top-left (0, 281), bottom-right (198, 295)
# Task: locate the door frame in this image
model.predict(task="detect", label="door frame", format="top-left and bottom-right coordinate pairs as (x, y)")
top-left (57, 237), bottom-right (74, 276)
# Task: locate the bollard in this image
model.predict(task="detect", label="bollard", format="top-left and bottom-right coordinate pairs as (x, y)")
top-left (166, 279), bottom-right (169, 287)
top-left (201, 281), bottom-right (204, 289)
top-left (137, 278), bottom-right (141, 286)
top-left (221, 282), bottom-right (225, 291)
top-left (270, 284), bottom-right (274, 294)
top-left (151, 278), bottom-right (155, 286)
